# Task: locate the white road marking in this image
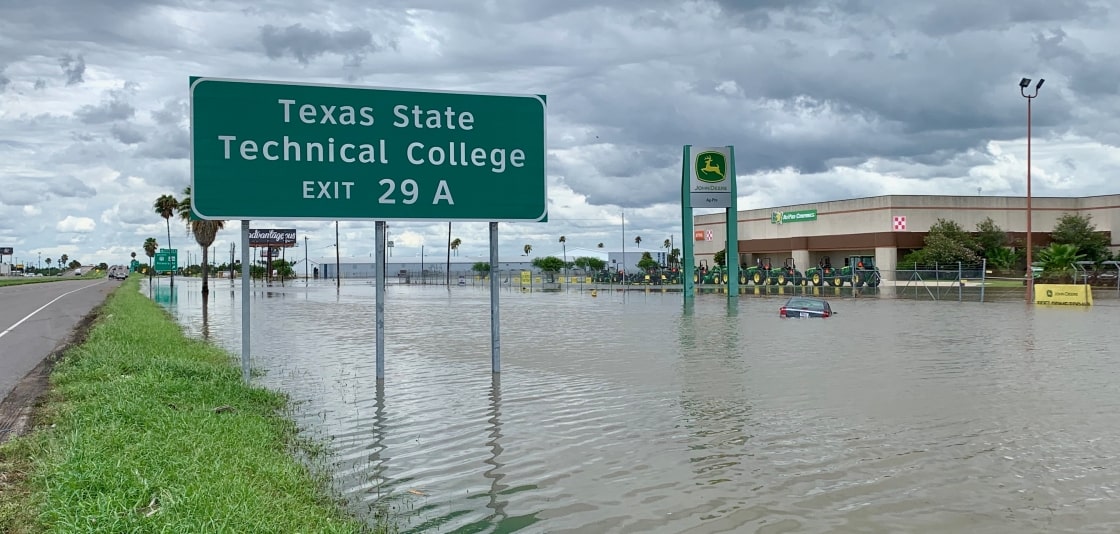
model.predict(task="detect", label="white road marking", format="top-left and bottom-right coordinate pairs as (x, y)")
top-left (0, 282), bottom-right (106, 340)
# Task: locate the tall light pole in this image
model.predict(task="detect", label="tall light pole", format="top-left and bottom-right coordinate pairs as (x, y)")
top-left (303, 236), bottom-right (309, 281)
top-left (1020, 77), bottom-right (1044, 303)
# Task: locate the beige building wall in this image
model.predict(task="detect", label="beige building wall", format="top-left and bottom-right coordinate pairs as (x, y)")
top-left (693, 194), bottom-right (1120, 267)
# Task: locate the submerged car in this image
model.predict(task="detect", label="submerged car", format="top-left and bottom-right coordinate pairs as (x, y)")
top-left (779, 297), bottom-right (834, 318)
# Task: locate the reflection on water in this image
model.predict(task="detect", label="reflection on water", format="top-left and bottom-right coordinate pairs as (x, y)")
top-left (147, 278), bottom-right (1120, 533)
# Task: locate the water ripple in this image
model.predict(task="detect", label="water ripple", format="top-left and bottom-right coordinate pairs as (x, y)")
top-left (154, 279), bottom-right (1120, 533)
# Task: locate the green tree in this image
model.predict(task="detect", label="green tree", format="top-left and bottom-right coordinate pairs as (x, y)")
top-left (899, 218), bottom-right (980, 266)
top-left (523, 244), bottom-right (532, 256)
top-left (45, 258), bottom-right (52, 274)
top-left (975, 217), bottom-right (1009, 258)
top-left (530, 256), bottom-right (565, 272)
top-left (471, 262), bottom-right (490, 277)
top-left (154, 193), bottom-right (179, 285)
top-left (985, 247), bottom-right (1018, 270)
top-left (59, 254), bottom-right (69, 269)
top-left (637, 252), bottom-right (659, 271)
top-left (450, 238), bottom-right (461, 256)
top-left (573, 256), bottom-right (606, 272)
top-left (1037, 243), bottom-right (1085, 282)
top-left (1050, 213), bottom-right (1110, 263)
top-left (177, 186), bottom-right (225, 295)
top-left (143, 237), bottom-right (158, 284)
top-left (669, 248), bottom-right (680, 269)
top-left (713, 248), bottom-right (726, 267)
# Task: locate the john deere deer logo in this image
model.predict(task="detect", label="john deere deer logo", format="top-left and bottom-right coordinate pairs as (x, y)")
top-left (695, 151), bottom-right (726, 183)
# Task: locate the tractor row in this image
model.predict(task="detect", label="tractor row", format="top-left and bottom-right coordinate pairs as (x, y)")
top-left (695, 255), bottom-right (882, 287)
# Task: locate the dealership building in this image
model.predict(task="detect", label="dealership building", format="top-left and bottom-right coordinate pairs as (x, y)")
top-left (693, 194), bottom-right (1120, 280)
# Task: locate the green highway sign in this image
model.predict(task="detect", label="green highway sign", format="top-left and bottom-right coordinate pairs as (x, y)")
top-left (190, 77), bottom-right (547, 222)
top-left (154, 248), bottom-right (178, 272)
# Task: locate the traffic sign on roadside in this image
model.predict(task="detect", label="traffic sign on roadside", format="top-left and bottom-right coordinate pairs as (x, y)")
top-left (190, 77), bottom-right (548, 222)
top-left (154, 249), bottom-right (178, 272)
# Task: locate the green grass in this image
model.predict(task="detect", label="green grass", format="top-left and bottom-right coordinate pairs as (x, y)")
top-left (0, 277), bottom-right (388, 533)
top-left (0, 277), bottom-right (74, 287)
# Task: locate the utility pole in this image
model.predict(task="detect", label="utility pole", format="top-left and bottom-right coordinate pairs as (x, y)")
top-left (304, 236), bottom-right (308, 281)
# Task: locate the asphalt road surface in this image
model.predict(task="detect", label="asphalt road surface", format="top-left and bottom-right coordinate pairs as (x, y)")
top-left (0, 278), bottom-right (120, 403)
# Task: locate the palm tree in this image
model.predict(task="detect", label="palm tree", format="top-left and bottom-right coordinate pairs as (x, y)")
top-left (597, 243), bottom-right (604, 249)
top-left (45, 258), bottom-right (52, 274)
top-left (1037, 243), bottom-right (1085, 282)
top-left (60, 254), bottom-right (69, 269)
top-left (154, 194), bottom-right (179, 286)
top-left (144, 237), bottom-right (158, 283)
top-left (450, 238), bottom-right (461, 256)
top-left (523, 244), bottom-right (532, 256)
top-left (446, 221), bottom-right (453, 286)
top-left (662, 239), bottom-right (671, 268)
top-left (559, 235), bottom-right (567, 266)
top-left (177, 187), bottom-right (224, 295)
top-left (634, 236), bottom-right (642, 248)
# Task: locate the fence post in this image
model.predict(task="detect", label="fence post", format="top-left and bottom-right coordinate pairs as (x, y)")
top-left (934, 263), bottom-right (940, 301)
top-left (958, 261), bottom-right (962, 302)
top-left (980, 259), bottom-right (986, 303)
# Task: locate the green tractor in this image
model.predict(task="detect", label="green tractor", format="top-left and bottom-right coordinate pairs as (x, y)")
top-left (694, 260), bottom-right (727, 284)
top-left (775, 257), bottom-right (806, 286)
top-left (743, 257), bottom-right (775, 285)
top-left (839, 255), bottom-right (881, 287)
top-left (804, 256), bottom-right (841, 286)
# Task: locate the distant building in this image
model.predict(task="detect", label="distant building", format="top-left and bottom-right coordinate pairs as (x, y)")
top-left (694, 193), bottom-right (1120, 279)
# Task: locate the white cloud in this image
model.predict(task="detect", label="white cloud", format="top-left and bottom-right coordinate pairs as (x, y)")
top-left (2, 1), bottom-right (1120, 264)
top-left (56, 215), bottom-right (96, 233)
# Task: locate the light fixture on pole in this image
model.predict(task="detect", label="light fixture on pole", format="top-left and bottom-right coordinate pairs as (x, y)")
top-left (1019, 77), bottom-right (1044, 303)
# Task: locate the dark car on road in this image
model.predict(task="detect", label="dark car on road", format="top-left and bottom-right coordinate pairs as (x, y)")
top-left (779, 297), bottom-right (834, 318)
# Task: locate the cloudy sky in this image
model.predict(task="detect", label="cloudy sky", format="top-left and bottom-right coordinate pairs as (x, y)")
top-left (2, 0), bottom-right (1119, 269)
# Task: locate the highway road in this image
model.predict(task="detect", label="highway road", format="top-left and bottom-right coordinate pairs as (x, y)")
top-left (0, 278), bottom-right (121, 403)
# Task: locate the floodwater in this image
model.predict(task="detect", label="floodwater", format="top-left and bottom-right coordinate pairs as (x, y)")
top-left (148, 278), bottom-right (1120, 533)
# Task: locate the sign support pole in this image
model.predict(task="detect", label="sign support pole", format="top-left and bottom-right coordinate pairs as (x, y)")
top-left (489, 222), bottom-right (501, 373)
top-left (375, 221), bottom-right (386, 381)
top-left (681, 145), bottom-right (695, 299)
top-left (240, 220), bottom-right (251, 382)
top-left (726, 145), bottom-right (739, 298)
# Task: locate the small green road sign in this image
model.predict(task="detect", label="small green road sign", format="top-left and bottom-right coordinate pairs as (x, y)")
top-left (154, 249), bottom-right (178, 272)
top-left (130, 259), bottom-right (140, 272)
top-left (190, 77), bottom-right (547, 222)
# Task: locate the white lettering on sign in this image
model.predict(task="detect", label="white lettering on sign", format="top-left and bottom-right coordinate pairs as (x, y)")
top-left (277, 99), bottom-right (375, 126)
top-left (301, 181), bottom-right (355, 199)
top-left (405, 142), bottom-right (524, 173)
top-left (377, 178), bottom-right (454, 205)
top-left (219, 136), bottom-right (388, 164)
top-left (391, 105), bottom-right (474, 130)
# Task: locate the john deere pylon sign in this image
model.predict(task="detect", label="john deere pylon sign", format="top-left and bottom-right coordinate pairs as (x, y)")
top-left (680, 144), bottom-right (738, 300)
top-left (689, 147), bottom-right (731, 208)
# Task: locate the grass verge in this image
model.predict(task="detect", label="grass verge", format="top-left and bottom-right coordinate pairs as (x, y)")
top-left (0, 277), bottom-right (387, 533)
